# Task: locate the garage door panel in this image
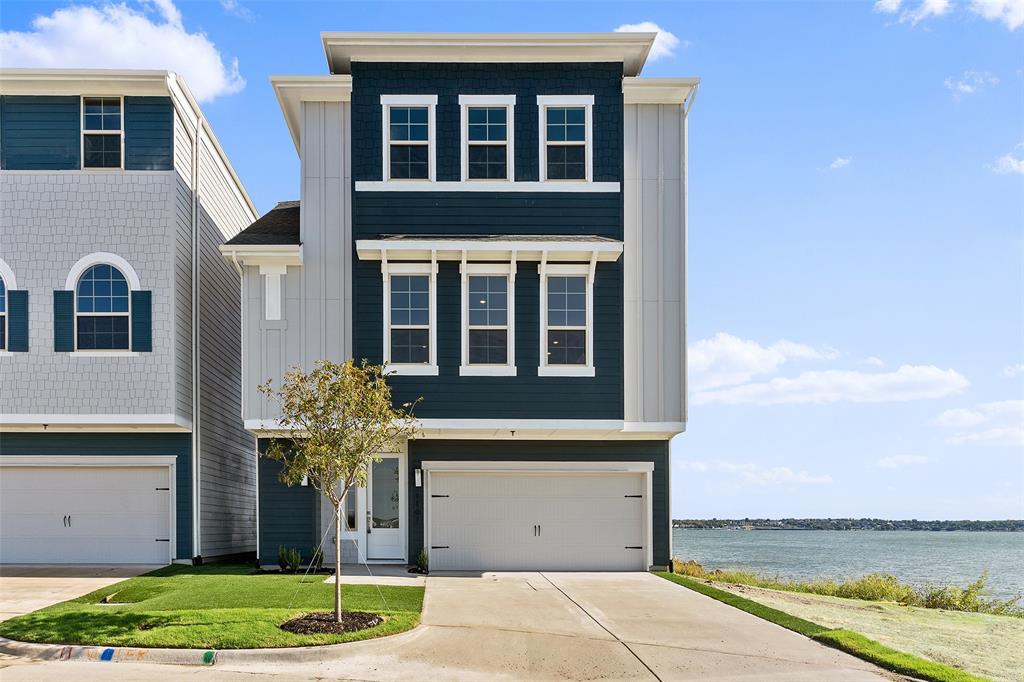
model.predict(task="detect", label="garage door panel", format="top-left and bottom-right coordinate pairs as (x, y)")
top-left (428, 471), bottom-right (646, 572)
top-left (0, 466), bottom-right (171, 565)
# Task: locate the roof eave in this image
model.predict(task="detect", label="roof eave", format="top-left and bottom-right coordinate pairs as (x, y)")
top-left (270, 75), bottom-right (353, 153)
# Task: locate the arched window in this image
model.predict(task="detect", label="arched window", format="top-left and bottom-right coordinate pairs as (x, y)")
top-left (76, 264), bottom-right (130, 350)
top-left (0, 275), bottom-right (7, 351)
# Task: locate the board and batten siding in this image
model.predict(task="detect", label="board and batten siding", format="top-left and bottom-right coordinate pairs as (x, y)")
top-left (195, 134), bottom-right (257, 558)
top-left (0, 432), bottom-right (193, 560)
top-left (407, 440), bottom-right (671, 566)
top-left (242, 100), bottom-right (353, 423)
top-left (623, 103), bottom-right (687, 426)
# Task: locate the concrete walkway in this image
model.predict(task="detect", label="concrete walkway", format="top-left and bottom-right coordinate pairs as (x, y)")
top-left (1, 571), bottom-right (894, 681)
top-left (0, 565), bottom-right (159, 622)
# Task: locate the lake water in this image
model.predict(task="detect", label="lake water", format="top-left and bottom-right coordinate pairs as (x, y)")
top-left (672, 530), bottom-right (1024, 600)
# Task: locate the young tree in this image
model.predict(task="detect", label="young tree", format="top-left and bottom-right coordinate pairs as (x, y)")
top-left (259, 359), bottom-right (419, 623)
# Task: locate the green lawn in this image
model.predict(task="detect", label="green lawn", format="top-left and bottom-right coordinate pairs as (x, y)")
top-left (0, 564), bottom-right (424, 649)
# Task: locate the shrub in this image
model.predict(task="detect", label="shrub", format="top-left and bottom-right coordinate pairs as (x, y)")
top-left (278, 545), bottom-right (302, 573)
top-left (415, 548), bottom-right (429, 574)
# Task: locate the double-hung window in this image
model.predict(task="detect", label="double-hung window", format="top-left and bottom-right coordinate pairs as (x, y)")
top-left (382, 95), bottom-right (437, 182)
top-left (76, 263), bottom-right (130, 350)
top-left (539, 263), bottom-right (595, 377)
top-left (537, 95), bottom-right (593, 182)
top-left (383, 262), bottom-right (437, 375)
top-left (460, 263), bottom-right (516, 376)
top-left (82, 96), bottom-right (123, 169)
top-left (459, 95), bottom-right (515, 181)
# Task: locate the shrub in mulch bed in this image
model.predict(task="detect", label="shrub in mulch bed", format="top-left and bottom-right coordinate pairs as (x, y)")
top-left (280, 611), bottom-right (383, 635)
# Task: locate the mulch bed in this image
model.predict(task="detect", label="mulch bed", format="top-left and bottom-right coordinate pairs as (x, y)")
top-left (280, 611), bottom-right (383, 635)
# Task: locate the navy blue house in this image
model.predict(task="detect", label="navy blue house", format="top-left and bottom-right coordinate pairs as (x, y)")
top-left (221, 33), bottom-right (698, 571)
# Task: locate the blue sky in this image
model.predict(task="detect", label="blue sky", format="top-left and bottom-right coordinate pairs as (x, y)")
top-left (2, 0), bottom-right (1021, 519)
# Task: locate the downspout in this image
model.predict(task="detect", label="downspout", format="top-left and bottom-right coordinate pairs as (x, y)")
top-left (191, 106), bottom-right (202, 563)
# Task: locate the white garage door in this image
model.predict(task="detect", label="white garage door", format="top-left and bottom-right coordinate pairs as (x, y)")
top-left (428, 471), bottom-right (646, 571)
top-left (0, 466), bottom-right (172, 564)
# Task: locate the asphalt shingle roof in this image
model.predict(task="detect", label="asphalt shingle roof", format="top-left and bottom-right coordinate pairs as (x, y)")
top-left (224, 201), bottom-right (300, 246)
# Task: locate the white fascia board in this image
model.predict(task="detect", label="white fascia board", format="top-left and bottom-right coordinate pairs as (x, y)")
top-left (0, 455), bottom-right (178, 467)
top-left (244, 418), bottom-right (675, 440)
top-left (622, 77), bottom-right (701, 105)
top-left (356, 239), bottom-right (622, 263)
top-left (421, 460), bottom-right (654, 473)
top-left (321, 32), bottom-right (655, 77)
top-left (271, 75), bottom-right (353, 152)
top-left (0, 413), bottom-right (191, 431)
top-left (355, 180), bottom-right (620, 193)
top-left (219, 244), bottom-right (303, 268)
top-left (0, 69), bottom-right (170, 96)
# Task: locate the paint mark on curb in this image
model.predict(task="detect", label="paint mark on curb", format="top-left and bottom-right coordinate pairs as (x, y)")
top-left (100, 648), bottom-right (115, 661)
top-left (203, 650), bottom-right (216, 665)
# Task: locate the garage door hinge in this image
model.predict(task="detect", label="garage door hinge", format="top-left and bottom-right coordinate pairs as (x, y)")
top-left (625, 546), bottom-right (642, 549)
top-left (624, 494), bottom-right (643, 498)
top-left (155, 539), bottom-right (170, 542)
top-left (430, 545), bottom-right (450, 549)
top-left (431, 494), bottom-right (449, 498)
top-left (155, 487), bottom-right (170, 491)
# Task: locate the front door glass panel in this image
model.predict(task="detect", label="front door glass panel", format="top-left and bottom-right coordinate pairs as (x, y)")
top-left (371, 459), bottom-right (400, 529)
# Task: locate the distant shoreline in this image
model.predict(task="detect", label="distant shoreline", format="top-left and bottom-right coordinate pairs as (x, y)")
top-left (673, 519), bottom-right (1023, 532)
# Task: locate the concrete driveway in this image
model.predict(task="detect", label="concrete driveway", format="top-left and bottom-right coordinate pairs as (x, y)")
top-left (2, 571), bottom-right (893, 681)
top-left (0, 565), bottom-right (159, 622)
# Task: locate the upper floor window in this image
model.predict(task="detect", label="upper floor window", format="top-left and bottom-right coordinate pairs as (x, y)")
top-left (82, 97), bottom-right (123, 169)
top-left (76, 264), bottom-right (130, 350)
top-left (539, 263), bottom-right (595, 377)
top-left (537, 95), bottom-right (593, 183)
top-left (0, 275), bottom-right (6, 351)
top-left (459, 95), bottom-right (516, 182)
top-left (460, 263), bottom-right (516, 376)
top-left (381, 95), bottom-right (437, 182)
top-left (383, 261), bottom-right (437, 375)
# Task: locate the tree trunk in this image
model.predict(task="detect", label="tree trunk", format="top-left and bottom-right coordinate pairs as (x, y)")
top-left (334, 502), bottom-right (342, 622)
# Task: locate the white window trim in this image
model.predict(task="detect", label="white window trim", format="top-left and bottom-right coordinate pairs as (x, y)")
top-left (259, 264), bottom-right (287, 321)
top-left (68, 257), bottom-right (135, 354)
top-left (0, 258), bottom-right (12, 355)
top-left (459, 94), bottom-right (516, 182)
top-left (460, 259), bottom-right (516, 377)
top-left (381, 94), bottom-right (438, 183)
top-left (538, 257), bottom-right (596, 378)
top-left (382, 257), bottom-right (438, 376)
top-left (80, 95), bottom-right (125, 171)
top-left (537, 94), bottom-right (594, 184)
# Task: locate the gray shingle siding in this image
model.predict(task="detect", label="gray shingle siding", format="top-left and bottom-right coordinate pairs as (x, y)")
top-left (351, 62), bottom-right (623, 182)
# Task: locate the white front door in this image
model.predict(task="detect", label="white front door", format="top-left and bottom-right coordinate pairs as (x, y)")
top-left (428, 471), bottom-right (647, 571)
top-left (0, 465), bottom-right (172, 564)
top-left (365, 455), bottom-right (404, 560)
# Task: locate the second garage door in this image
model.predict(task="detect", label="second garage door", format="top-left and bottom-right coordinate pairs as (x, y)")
top-left (428, 471), bottom-right (646, 571)
top-left (0, 465), bottom-right (172, 564)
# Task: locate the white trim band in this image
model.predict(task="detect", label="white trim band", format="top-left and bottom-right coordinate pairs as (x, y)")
top-left (355, 180), bottom-right (620, 193)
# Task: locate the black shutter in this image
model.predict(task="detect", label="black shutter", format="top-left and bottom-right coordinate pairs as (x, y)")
top-left (131, 290), bottom-right (152, 352)
top-left (53, 290), bottom-right (74, 352)
top-left (7, 290), bottom-right (28, 352)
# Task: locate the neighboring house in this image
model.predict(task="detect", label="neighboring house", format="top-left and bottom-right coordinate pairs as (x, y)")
top-left (222, 32), bottom-right (697, 571)
top-left (0, 70), bottom-right (258, 565)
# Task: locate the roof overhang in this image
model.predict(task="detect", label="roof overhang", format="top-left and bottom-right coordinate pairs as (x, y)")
top-left (0, 69), bottom-right (173, 96)
top-left (270, 75), bottom-right (353, 152)
top-left (356, 237), bottom-right (623, 263)
top-left (322, 32), bottom-right (655, 76)
top-left (219, 244), bottom-right (303, 268)
top-left (622, 77), bottom-right (701, 106)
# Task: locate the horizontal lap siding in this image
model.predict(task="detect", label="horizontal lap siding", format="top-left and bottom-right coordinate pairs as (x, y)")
top-left (0, 432), bottom-right (193, 560)
top-left (0, 96), bottom-right (80, 170)
top-left (257, 450), bottom-right (319, 564)
top-left (407, 440), bottom-right (670, 566)
top-left (125, 97), bottom-right (173, 170)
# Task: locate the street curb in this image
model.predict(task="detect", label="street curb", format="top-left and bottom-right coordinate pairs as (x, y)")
top-left (0, 636), bottom-right (217, 666)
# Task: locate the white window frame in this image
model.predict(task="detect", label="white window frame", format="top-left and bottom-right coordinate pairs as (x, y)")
top-left (81, 95), bottom-right (124, 171)
top-left (381, 94), bottom-right (437, 183)
top-left (74, 264), bottom-right (133, 353)
top-left (460, 260), bottom-right (516, 377)
top-left (65, 253), bottom-right (141, 356)
top-left (538, 257), bottom-right (596, 377)
top-left (537, 95), bottom-right (594, 183)
top-left (459, 94), bottom-right (516, 182)
top-left (382, 258), bottom-right (438, 376)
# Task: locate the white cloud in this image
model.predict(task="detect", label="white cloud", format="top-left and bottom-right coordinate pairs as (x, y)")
top-left (876, 454), bottom-right (929, 468)
top-left (1003, 363), bottom-right (1024, 377)
top-left (0, 0), bottom-right (244, 103)
top-left (969, 0), bottom-right (1024, 30)
top-left (680, 460), bottom-right (832, 486)
top-left (874, 0), bottom-right (903, 12)
top-left (934, 400), bottom-right (1024, 446)
top-left (614, 21), bottom-right (682, 61)
top-left (944, 71), bottom-right (1000, 98)
top-left (992, 151), bottom-right (1024, 174)
top-left (220, 0), bottom-right (254, 21)
top-left (829, 157), bottom-right (852, 170)
top-left (897, 0), bottom-right (953, 24)
top-left (862, 356), bottom-right (886, 367)
top-left (694, 365), bottom-right (969, 406)
top-left (689, 332), bottom-right (839, 391)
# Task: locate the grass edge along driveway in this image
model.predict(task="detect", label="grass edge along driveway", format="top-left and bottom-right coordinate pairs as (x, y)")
top-left (655, 572), bottom-right (989, 682)
top-left (0, 564), bottom-right (424, 649)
